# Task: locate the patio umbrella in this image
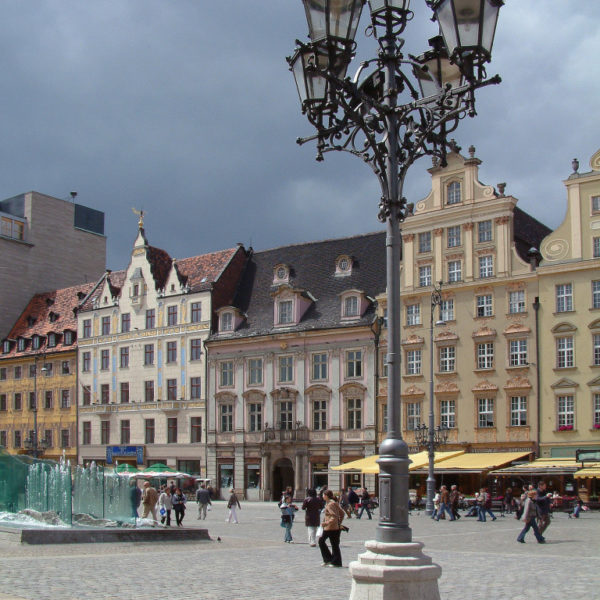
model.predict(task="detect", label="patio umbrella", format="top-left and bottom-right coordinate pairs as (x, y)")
top-left (112, 463), bottom-right (140, 477)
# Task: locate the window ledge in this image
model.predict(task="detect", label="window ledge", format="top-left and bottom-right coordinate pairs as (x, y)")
top-left (506, 365), bottom-right (530, 371)
top-left (553, 310), bottom-right (575, 316)
top-left (475, 426), bottom-right (495, 430)
top-left (553, 367), bottom-right (577, 373)
top-left (403, 374), bottom-right (424, 380)
top-left (505, 425), bottom-right (530, 430)
top-left (555, 428), bottom-right (576, 433)
top-left (507, 311), bottom-right (529, 318)
top-left (436, 371), bottom-right (456, 376)
top-left (474, 368), bottom-right (496, 374)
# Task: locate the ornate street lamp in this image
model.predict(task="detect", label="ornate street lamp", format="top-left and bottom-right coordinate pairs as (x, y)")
top-left (288, 2), bottom-right (502, 596)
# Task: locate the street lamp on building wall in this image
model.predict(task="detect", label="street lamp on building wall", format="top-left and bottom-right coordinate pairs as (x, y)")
top-left (289, 1), bottom-right (502, 595)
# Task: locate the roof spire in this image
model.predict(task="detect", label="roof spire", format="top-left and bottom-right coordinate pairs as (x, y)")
top-left (132, 207), bottom-right (145, 230)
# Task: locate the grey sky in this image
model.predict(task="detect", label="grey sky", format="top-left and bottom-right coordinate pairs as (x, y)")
top-left (0, 1), bottom-right (598, 271)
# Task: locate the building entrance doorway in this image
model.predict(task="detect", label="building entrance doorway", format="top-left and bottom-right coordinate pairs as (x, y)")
top-left (272, 458), bottom-right (294, 501)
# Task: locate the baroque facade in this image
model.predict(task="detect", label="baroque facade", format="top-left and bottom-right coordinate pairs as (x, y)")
top-left (537, 148), bottom-right (600, 458)
top-left (205, 233), bottom-right (386, 500)
top-left (76, 221), bottom-right (246, 475)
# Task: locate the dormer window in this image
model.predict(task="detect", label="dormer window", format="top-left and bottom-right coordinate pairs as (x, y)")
top-left (17, 338), bottom-right (26, 351)
top-left (2, 340), bottom-right (10, 353)
top-left (344, 295), bottom-right (359, 318)
top-left (133, 284), bottom-right (139, 296)
top-left (64, 331), bottom-right (74, 345)
top-left (220, 312), bottom-right (233, 332)
top-left (278, 299), bottom-right (294, 325)
top-left (32, 336), bottom-right (40, 350)
top-left (47, 333), bottom-right (56, 348)
top-left (49, 311), bottom-right (59, 323)
top-left (335, 255), bottom-right (353, 276)
top-left (446, 181), bottom-right (462, 205)
top-left (273, 264), bottom-right (289, 284)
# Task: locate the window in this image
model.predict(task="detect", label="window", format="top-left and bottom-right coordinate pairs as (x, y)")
top-left (17, 338), bottom-right (25, 352)
top-left (557, 395), bottom-right (574, 428)
top-left (278, 356), bottom-right (293, 383)
top-left (82, 421), bottom-right (91, 445)
top-left (594, 237), bottom-right (600, 259)
top-left (278, 300), bottom-right (293, 324)
top-left (1, 215), bottom-right (25, 240)
top-left (29, 392), bottom-right (36, 410)
top-left (0, 394), bottom-right (6, 411)
top-left (144, 380), bottom-right (154, 402)
top-left (509, 290), bottom-right (526, 314)
top-left (48, 333), bottom-right (56, 346)
top-left (312, 353), bottom-right (328, 381)
top-left (220, 361), bottom-right (234, 387)
top-left (418, 231), bottom-right (431, 253)
top-left (593, 196), bottom-right (600, 213)
top-left (101, 316), bottom-right (111, 335)
top-left (145, 419), bottom-right (155, 444)
top-left (0, 430), bottom-right (6, 447)
top-left (344, 296), bottom-right (359, 317)
top-left (220, 404), bottom-right (233, 432)
top-left (220, 312), bottom-right (233, 331)
top-left (144, 344), bottom-right (154, 366)
top-left (477, 342), bottom-right (494, 369)
top-left (167, 418), bottom-right (178, 443)
top-left (167, 306), bottom-right (178, 326)
top-left (479, 255), bottom-right (494, 278)
top-left (594, 393), bottom-right (600, 427)
top-left (419, 265), bottom-right (432, 287)
top-left (43, 429), bottom-right (52, 448)
top-left (279, 401), bottom-right (293, 430)
top-left (510, 396), bottom-right (528, 426)
top-left (0, 368), bottom-right (5, 380)
top-left (190, 377), bottom-right (202, 400)
top-left (43, 362), bottom-right (53, 376)
top-left (64, 331), bottom-right (74, 345)
top-left (61, 390), bottom-right (70, 409)
top-left (448, 260), bottom-right (462, 283)
top-left (120, 382), bottom-right (129, 404)
top-left (382, 404), bottom-right (388, 433)
top-left (101, 384), bottom-right (110, 404)
top-left (191, 302), bottom-right (202, 323)
top-left (249, 403), bottom-right (263, 432)
top-left (346, 350), bottom-right (362, 378)
top-left (191, 417), bottom-right (202, 443)
top-left (594, 281), bottom-right (600, 309)
top-left (347, 397), bottom-right (362, 429)
top-left (29, 364), bottom-right (36, 378)
top-left (248, 358), bottom-right (263, 385)
top-left (82, 351), bottom-right (91, 372)
top-left (478, 220), bottom-right (492, 243)
top-left (440, 400), bottom-right (456, 428)
top-left (101, 349), bottom-right (109, 371)
top-left (13, 392), bottom-right (22, 410)
top-left (509, 339), bottom-right (528, 366)
top-left (556, 336), bottom-right (574, 368)
top-left (406, 304), bottom-right (421, 326)
top-left (167, 378), bottom-right (177, 401)
top-left (439, 346), bottom-right (456, 372)
top-left (121, 313), bottom-right (131, 333)
top-left (190, 339), bottom-right (202, 361)
top-left (61, 360), bottom-right (70, 375)
top-left (447, 225), bottom-right (461, 248)
top-left (447, 181), bottom-right (461, 205)
top-left (313, 398), bottom-right (327, 431)
top-left (83, 319), bottom-right (91, 338)
top-left (478, 398), bottom-right (494, 428)
top-left (406, 349), bottom-right (422, 375)
top-left (440, 299), bottom-right (454, 322)
top-left (593, 333), bottom-right (600, 366)
top-left (120, 420), bottom-right (130, 444)
top-left (100, 421), bottom-right (110, 445)
top-left (145, 309), bottom-right (155, 329)
top-left (32, 336), bottom-right (40, 350)
top-left (167, 341), bottom-right (178, 363)
top-left (476, 295), bottom-right (493, 317)
top-left (81, 387), bottom-right (90, 407)
top-left (14, 366), bottom-right (21, 379)
top-left (120, 347), bottom-right (129, 368)
top-left (556, 284), bottom-right (573, 312)
top-left (406, 403), bottom-right (420, 430)
top-left (13, 430), bottom-right (22, 448)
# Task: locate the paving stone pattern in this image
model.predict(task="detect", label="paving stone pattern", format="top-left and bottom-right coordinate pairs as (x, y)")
top-left (0, 502), bottom-right (597, 600)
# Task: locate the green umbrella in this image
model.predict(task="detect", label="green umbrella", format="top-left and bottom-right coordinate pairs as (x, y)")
top-left (145, 463), bottom-right (176, 472)
top-left (114, 463), bottom-right (139, 473)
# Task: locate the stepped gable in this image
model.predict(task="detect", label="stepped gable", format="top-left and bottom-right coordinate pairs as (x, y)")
top-left (513, 206), bottom-right (551, 260)
top-left (3, 281), bottom-right (95, 357)
top-left (225, 231), bottom-right (387, 338)
top-left (177, 248), bottom-right (240, 292)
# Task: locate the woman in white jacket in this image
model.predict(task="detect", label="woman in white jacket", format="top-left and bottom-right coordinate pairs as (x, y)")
top-left (158, 486), bottom-right (173, 527)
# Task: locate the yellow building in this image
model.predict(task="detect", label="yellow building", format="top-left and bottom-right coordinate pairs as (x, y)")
top-left (0, 283), bottom-right (94, 462)
top-left (377, 147), bottom-right (551, 459)
top-left (537, 149), bottom-right (600, 460)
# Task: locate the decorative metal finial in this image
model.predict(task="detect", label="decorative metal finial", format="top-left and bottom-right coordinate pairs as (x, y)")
top-left (132, 207), bottom-right (145, 229)
top-left (572, 158), bottom-right (579, 173)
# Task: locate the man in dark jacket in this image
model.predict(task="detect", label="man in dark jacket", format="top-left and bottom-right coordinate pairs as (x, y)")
top-left (347, 487), bottom-right (359, 517)
top-left (357, 488), bottom-right (372, 520)
top-left (536, 481), bottom-right (552, 534)
top-left (196, 484), bottom-right (212, 520)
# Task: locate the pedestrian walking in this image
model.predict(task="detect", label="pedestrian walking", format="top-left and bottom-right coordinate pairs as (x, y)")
top-left (477, 488), bottom-right (497, 522)
top-left (302, 488), bottom-right (324, 547)
top-left (347, 487), bottom-right (359, 517)
top-left (196, 484), bottom-right (212, 520)
top-left (431, 490), bottom-right (441, 519)
top-left (569, 498), bottom-right (584, 519)
top-left (435, 485), bottom-right (455, 521)
top-left (517, 490), bottom-right (546, 544)
top-left (450, 484), bottom-right (461, 520)
top-left (129, 480), bottom-right (142, 520)
top-left (503, 487), bottom-right (514, 514)
top-left (279, 495), bottom-right (298, 543)
top-left (280, 486), bottom-right (294, 505)
top-left (172, 487), bottom-right (187, 527)
top-left (357, 487), bottom-right (372, 520)
top-left (158, 485), bottom-right (173, 526)
top-left (536, 481), bottom-right (552, 535)
top-left (318, 489), bottom-right (345, 568)
top-left (141, 481), bottom-right (159, 526)
top-left (226, 488), bottom-right (241, 523)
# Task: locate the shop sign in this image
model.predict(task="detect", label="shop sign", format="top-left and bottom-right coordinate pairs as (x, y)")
top-left (106, 445), bottom-right (144, 465)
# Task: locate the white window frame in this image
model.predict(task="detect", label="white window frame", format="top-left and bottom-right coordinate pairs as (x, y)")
top-left (406, 304), bottom-right (421, 326)
top-left (220, 312), bottom-right (233, 332)
top-left (556, 336), bottom-right (574, 368)
top-left (219, 361), bottom-right (234, 387)
top-left (278, 299), bottom-right (294, 324)
top-left (346, 350), bottom-right (362, 379)
top-left (447, 181), bottom-right (461, 205)
top-left (594, 281), bottom-right (600, 309)
top-left (593, 333), bottom-right (600, 366)
top-left (343, 295), bottom-right (359, 318)
top-left (419, 265), bottom-right (432, 287)
top-left (476, 294), bottom-right (493, 317)
top-left (478, 220), bottom-right (492, 243)
top-left (557, 395), bottom-right (574, 428)
top-left (477, 342), bottom-right (494, 370)
top-left (556, 284), bottom-right (573, 313)
top-left (220, 403), bottom-right (233, 432)
top-left (510, 396), bottom-right (528, 426)
top-left (311, 353), bottom-right (328, 381)
top-left (509, 290), bottom-right (526, 314)
top-left (440, 299), bottom-right (454, 322)
top-left (347, 397), bottom-right (362, 430)
top-left (248, 403), bottom-right (263, 432)
top-left (439, 346), bottom-right (456, 372)
top-left (594, 393), bottom-right (600, 427)
top-left (278, 401), bottom-right (294, 430)
top-left (477, 398), bottom-right (494, 428)
top-left (447, 225), bottom-right (461, 248)
top-left (593, 195), bottom-right (600, 213)
top-left (448, 260), bottom-right (462, 283)
top-left (278, 355), bottom-right (294, 383)
top-left (418, 231), bottom-right (431, 253)
top-left (248, 358), bottom-right (263, 385)
top-left (509, 339), bottom-right (528, 367)
top-left (406, 402), bottom-right (421, 431)
top-left (313, 398), bottom-right (327, 431)
top-left (440, 400), bottom-right (456, 428)
top-left (594, 236), bottom-right (600, 259)
top-left (479, 255), bottom-right (494, 278)
top-left (406, 349), bottom-right (422, 375)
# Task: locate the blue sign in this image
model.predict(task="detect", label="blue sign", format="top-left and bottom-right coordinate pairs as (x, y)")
top-left (106, 446), bottom-right (144, 465)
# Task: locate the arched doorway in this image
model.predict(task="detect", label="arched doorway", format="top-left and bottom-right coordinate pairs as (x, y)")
top-left (272, 457), bottom-right (294, 501)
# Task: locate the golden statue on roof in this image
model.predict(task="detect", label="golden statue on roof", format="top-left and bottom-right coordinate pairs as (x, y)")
top-left (131, 207), bottom-right (144, 229)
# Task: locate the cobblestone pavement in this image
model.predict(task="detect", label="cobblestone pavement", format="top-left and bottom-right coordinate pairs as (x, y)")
top-left (0, 502), bottom-right (597, 600)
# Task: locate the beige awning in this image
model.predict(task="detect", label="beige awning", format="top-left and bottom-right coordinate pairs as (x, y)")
top-left (331, 450), bottom-right (465, 474)
top-left (412, 451), bottom-right (533, 474)
top-left (489, 457), bottom-right (578, 476)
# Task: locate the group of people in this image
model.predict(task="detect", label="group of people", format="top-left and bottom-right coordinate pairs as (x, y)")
top-left (339, 486), bottom-right (376, 520)
top-left (129, 480), bottom-right (188, 527)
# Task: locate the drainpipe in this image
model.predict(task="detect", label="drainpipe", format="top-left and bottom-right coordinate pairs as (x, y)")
top-left (203, 339), bottom-right (210, 480)
top-left (532, 297), bottom-right (541, 456)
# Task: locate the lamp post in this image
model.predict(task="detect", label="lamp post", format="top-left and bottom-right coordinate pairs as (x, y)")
top-left (24, 353), bottom-right (49, 459)
top-left (288, 1), bottom-right (502, 596)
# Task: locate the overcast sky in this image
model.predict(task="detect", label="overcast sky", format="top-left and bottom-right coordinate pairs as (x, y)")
top-left (0, 1), bottom-right (598, 271)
